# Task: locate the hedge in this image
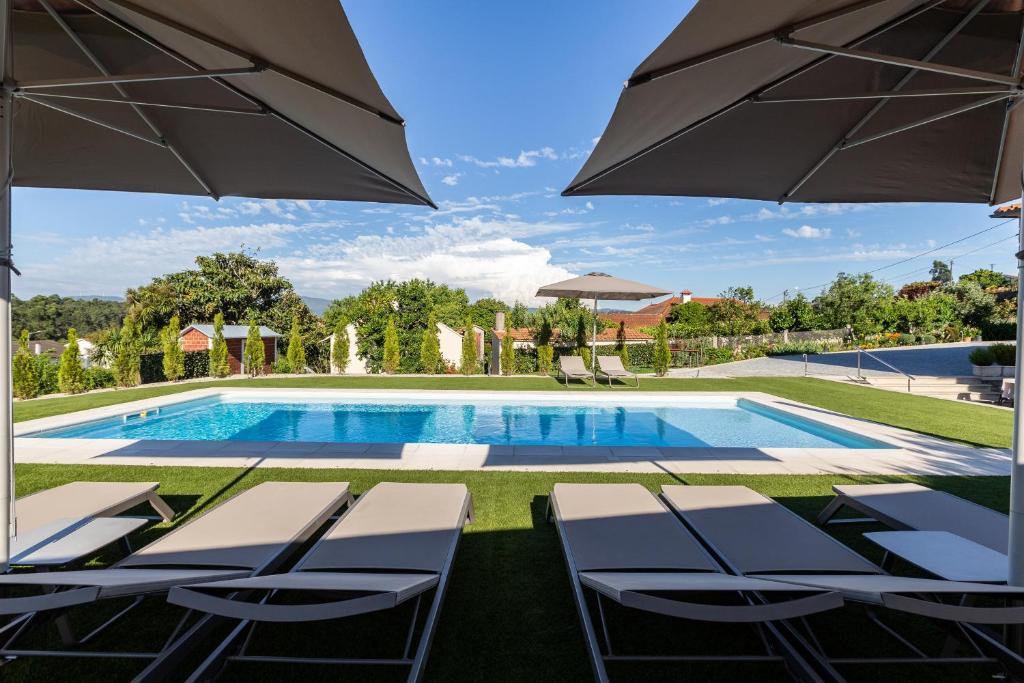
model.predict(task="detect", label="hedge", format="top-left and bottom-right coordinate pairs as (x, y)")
top-left (981, 320), bottom-right (1016, 341)
top-left (140, 350), bottom-right (210, 384)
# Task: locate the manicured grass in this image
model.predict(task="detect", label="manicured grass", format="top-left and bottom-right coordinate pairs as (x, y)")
top-left (5, 464), bottom-right (1011, 682)
top-left (15, 375), bottom-right (1012, 448)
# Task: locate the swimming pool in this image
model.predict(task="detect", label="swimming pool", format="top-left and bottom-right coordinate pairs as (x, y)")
top-left (31, 395), bottom-right (887, 449)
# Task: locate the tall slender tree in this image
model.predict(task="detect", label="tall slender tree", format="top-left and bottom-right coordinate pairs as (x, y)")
top-left (244, 319), bottom-right (266, 377)
top-left (209, 312), bottom-right (230, 377)
top-left (653, 319), bottom-right (671, 377)
top-left (419, 312), bottom-right (441, 374)
top-left (113, 316), bottom-right (142, 387)
top-left (161, 314), bottom-right (185, 381)
top-left (12, 329), bottom-right (39, 399)
top-left (500, 317), bottom-right (515, 376)
top-left (58, 328), bottom-right (87, 394)
top-left (616, 321), bottom-right (630, 368)
top-left (331, 318), bottom-right (350, 374)
top-left (382, 317), bottom-right (400, 374)
top-left (286, 315), bottom-right (306, 374)
top-left (460, 317), bottom-right (479, 375)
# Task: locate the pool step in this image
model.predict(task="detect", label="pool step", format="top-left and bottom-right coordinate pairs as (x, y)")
top-left (860, 376), bottom-right (1002, 403)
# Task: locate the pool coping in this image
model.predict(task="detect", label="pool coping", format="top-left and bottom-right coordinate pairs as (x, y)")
top-left (12, 387), bottom-right (1010, 476)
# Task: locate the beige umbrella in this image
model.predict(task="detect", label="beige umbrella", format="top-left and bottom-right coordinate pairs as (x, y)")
top-left (0, 0), bottom-right (432, 569)
top-left (536, 272), bottom-right (670, 378)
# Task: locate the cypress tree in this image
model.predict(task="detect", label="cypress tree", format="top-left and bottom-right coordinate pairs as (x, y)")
top-left (382, 317), bottom-right (400, 374)
top-left (209, 312), bottom-right (230, 378)
top-left (332, 318), bottom-right (350, 374)
top-left (460, 316), bottom-right (479, 375)
top-left (616, 321), bottom-right (630, 368)
top-left (13, 329), bottom-right (40, 399)
top-left (286, 315), bottom-right (306, 374)
top-left (419, 312), bottom-right (441, 374)
top-left (58, 328), bottom-right (87, 394)
top-left (244, 319), bottom-right (266, 377)
top-left (500, 317), bottom-right (515, 376)
top-left (113, 316), bottom-right (142, 388)
top-left (653, 319), bottom-right (671, 377)
top-left (161, 314), bottom-right (185, 381)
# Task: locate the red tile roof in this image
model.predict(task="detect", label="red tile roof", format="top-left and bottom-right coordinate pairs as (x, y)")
top-left (493, 326), bottom-right (652, 342)
top-left (992, 203), bottom-right (1020, 219)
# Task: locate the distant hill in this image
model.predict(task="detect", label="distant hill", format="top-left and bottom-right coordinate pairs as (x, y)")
top-left (301, 296), bottom-right (332, 316)
top-left (68, 295), bottom-right (124, 302)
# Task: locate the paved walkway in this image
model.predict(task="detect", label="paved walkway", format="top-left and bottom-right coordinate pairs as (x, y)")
top-left (668, 342), bottom-right (991, 378)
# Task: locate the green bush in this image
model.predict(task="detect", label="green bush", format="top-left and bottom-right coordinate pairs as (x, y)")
top-left (702, 347), bottom-right (735, 365)
top-left (35, 356), bottom-right (58, 395)
top-left (271, 357), bottom-right (291, 374)
top-left (897, 333), bottom-right (916, 346)
top-left (536, 345), bottom-right (553, 375)
top-left (990, 342), bottom-right (1016, 366)
top-left (920, 334), bottom-right (937, 345)
top-left (980, 320), bottom-right (1016, 341)
top-left (13, 330), bottom-right (39, 399)
top-left (209, 313), bottom-right (231, 378)
top-left (84, 366), bottom-right (115, 390)
top-left (969, 347), bottom-right (995, 366)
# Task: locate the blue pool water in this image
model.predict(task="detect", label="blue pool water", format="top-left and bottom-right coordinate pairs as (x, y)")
top-left (31, 397), bottom-right (887, 449)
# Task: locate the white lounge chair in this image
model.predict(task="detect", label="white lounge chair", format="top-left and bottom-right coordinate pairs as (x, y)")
top-left (17, 481), bottom-right (175, 533)
top-left (558, 355), bottom-right (592, 386)
top-left (167, 482), bottom-right (473, 682)
top-left (596, 355), bottom-right (638, 387)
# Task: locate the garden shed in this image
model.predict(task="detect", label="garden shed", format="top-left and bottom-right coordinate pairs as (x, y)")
top-left (179, 324), bottom-right (280, 375)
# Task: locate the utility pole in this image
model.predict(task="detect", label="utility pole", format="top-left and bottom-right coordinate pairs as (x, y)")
top-left (782, 289), bottom-right (788, 303)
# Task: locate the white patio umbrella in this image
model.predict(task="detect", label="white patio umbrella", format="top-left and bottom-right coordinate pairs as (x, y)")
top-left (0, 0), bottom-right (433, 570)
top-left (536, 272), bottom-right (671, 378)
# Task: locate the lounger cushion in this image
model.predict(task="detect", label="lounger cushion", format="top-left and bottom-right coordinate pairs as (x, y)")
top-left (0, 568), bottom-right (249, 598)
top-left (662, 485), bottom-right (882, 576)
top-left (119, 482), bottom-right (349, 571)
top-left (299, 482), bottom-right (469, 573)
top-left (180, 572), bottom-right (438, 602)
top-left (832, 483), bottom-right (1008, 553)
top-left (552, 483), bottom-right (720, 572)
top-left (16, 481), bottom-right (159, 534)
top-left (762, 574), bottom-right (1024, 603)
top-left (580, 571), bottom-right (829, 599)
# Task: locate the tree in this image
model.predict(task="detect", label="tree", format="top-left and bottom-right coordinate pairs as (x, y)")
top-left (573, 313), bottom-right (591, 370)
top-left (536, 316), bottom-right (553, 347)
top-left (419, 313), bottom-right (441, 374)
top-left (897, 281), bottom-right (940, 300)
top-left (160, 314), bottom-right (185, 382)
top-left (653, 319), bottom-right (671, 377)
top-left (709, 287), bottom-right (762, 337)
top-left (286, 315), bottom-right (306, 374)
top-left (209, 312), bottom-right (230, 378)
top-left (616, 321), bottom-right (630, 367)
top-left (509, 301), bottom-right (530, 327)
top-left (331, 318), bottom-right (350, 374)
top-left (667, 301), bottom-right (712, 334)
top-left (930, 260), bottom-right (952, 284)
top-left (537, 345), bottom-right (554, 376)
top-left (57, 328), bottom-right (87, 394)
top-left (468, 297), bottom-right (509, 331)
top-left (243, 319), bottom-right (265, 377)
top-left (12, 294), bottom-right (125, 341)
top-left (13, 329), bottom-right (40, 399)
top-left (460, 316), bottom-right (479, 375)
top-left (383, 317), bottom-right (400, 374)
top-left (946, 281), bottom-right (998, 328)
top-left (112, 316), bottom-right (142, 388)
top-left (768, 293), bottom-right (818, 332)
top-left (959, 268), bottom-right (1013, 290)
top-left (500, 317), bottom-right (515, 376)
top-left (813, 273), bottom-right (894, 335)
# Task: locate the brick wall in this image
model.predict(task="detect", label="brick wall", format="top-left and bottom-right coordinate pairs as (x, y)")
top-left (180, 328), bottom-right (209, 352)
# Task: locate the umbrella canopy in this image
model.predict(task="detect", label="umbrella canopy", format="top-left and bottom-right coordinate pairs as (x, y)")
top-left (536, 272), bottom-right (671, 300)
top-left (8, 0), bottom-right (432, 205)
top-left (564, 0), bottom-right (1024, 585)
top-left (0, 0), bottom-right (431, 570)
top-left (536, 273), bottom-right (670, 379)
top-left (565, 0), bottom-right (1023, 205)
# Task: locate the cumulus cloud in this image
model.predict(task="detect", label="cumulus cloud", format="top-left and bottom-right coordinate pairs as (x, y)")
top-left (459, 147), bottom-right (558, 169)
top-left (782, 225), bottom-right (830, 239)
top-left (441, 174), bottom-right (461, 186)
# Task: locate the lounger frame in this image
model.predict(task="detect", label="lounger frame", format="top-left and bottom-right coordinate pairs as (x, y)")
top-left (177, 487), bottom-right (474, 683)
top-left (558, 355), bottom-right (592, 386)
top-left (546, 490), bottom-right (839, 683)
top-left (0, 484), bottom-right (353, 681)
top-left (596, 356), bottom-right (639, 388)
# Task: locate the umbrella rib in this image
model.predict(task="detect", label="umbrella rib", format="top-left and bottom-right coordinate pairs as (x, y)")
top-left (67, 0), bottom-right (436, 209)
top-left (777, 0), bottom-right (992, 203)
top-left (97, 0), bottom-right (405, 127)
top-left (988, 15), bottom-right (1024, 203)
top-left (21, 91), bottom-right (266, 116)
top-left (755, 85), bottom-right (1018, 103)
top-left (37, 0), bottom-right (218, 198)
top-left (19, 95), bottom-right (164, 147)
top-left (562, 0), bottom-right (945, 196)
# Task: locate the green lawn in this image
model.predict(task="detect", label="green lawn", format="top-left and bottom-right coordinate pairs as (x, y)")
top-left (15, 374), bottom-right (1013, 448)
top-left (4, 376), bottom-right (1014, 680)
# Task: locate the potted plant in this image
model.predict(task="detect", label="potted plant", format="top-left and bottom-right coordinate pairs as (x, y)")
top-left (970, 347), bottom-right (1000, 377)
top-left (990, 343), bottom-right (1017, 377)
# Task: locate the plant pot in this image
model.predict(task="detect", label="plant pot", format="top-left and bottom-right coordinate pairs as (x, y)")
top-left (974, 365), bottom-right (1002, 378)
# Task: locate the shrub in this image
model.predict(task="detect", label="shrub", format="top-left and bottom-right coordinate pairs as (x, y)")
top-left (383, 317), bottom-right (401, 374)
top-left (653, 320), bottom-right (671, 376)
top-left (58, 328), bottom-right (86, 394)
top-left (578, 346), bottom-right (592, 373)
top-left (702, 347), bottom-right (735, 365)
top-left (990, 342), bottom-right (1016, 366)
top-left (897, 333), bottom-right (916, 346)
top-left (969, 347), bottom-right (995, 366)
top-left (500, 319), bottom-right (515, 376)
top-left (13, 329), bottom-right (39, 399)
top-left (920, 334), bottom-right (937, 345)
top-left (459, 317), bottom-right (478, 375)
top-left (34, 355), bottom-right (58, 395)
top-left (419, 314), bottom-right (440, 374)
top-left (332, 318), bottom-right (351, 374)
top-left (209, 312), bottom-right (230, 378)
top-left (766, 341), bottom-right (826, 356)
top-left (84, 366), bottom-right (115, 390)
top-left (271, 357), bottom-right (291, 374)
top-left (113, 316), bottom-right (142, 387)
top-left (537, 345), bottom-right (553, 375)
top-left (243, 319), bottom-right (265, 377)
top-left (286, 316), bottom-right (306, 374)
top-left (160, 315), bottom-right (185, 382)
top-left (980, 320), bottom-right (1016, 341)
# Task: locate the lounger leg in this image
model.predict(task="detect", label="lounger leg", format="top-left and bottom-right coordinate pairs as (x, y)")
top-left (815, 497), bottom-right (847, 526)
top-left (146, 492), bottom-right (175, 522)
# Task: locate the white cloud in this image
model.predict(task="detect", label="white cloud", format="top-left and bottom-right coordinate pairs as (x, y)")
top-left (702, 215), bottom-right (734, 226)
top-left (782, 224), bottom-right (830, 239)
top-left (459, 147), bottom-right (558, 169)
top-left (707, 198), bottom-right (729, 207)
top-left (441, 174), bottom-right (461, 186)
top-left (745, 203), bottom-right (873, 222)
top-left (419, 156), bottom-right (453, 167)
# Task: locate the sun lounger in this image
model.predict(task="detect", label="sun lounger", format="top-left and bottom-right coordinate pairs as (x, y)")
top-left (166, 482), bottom-right (473, 682)
top-left (662, 485), bottom-right (1024, 676)
top-left (596, 355), bottom-right (638, 387)
top-left (0, 481), bottom-right (352, 675)
top-left (17, 481), bottom-right (175, 534)
top-left (547, 483), bottom-right (844, 683)
top-left (559, 355), bottom-right (592, 385)
top-left (815, 483), bottom-right (1008, 553)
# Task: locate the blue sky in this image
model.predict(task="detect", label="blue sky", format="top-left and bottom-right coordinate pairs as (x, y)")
top-left (11, 1), bottom-right (1020, 309)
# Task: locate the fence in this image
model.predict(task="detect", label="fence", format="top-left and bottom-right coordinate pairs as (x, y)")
top-left (674, 328), bottom-right (848, 350)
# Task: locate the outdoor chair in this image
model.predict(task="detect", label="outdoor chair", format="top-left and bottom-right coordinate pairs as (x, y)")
top-left (596, 355), bottom-right (638, 387)
top-left (547, 483), bottom-right (845, 682)
top-left (662, 485), bottom-right (1024, 677)
top-left (166, 482), bottom-right (473, 682)
top-left (558, 355), bottom-right (592, 386)
top-left (16, 481), bottom-right (175, 533)
top-left (0, 481), bottom-right (352, 678)
top-left (815, 482), bottom-right (1008, 553)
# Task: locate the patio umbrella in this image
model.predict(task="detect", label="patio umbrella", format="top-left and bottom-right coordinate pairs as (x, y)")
top-left (0, 0), bottom-right (433, 569)
top-left (536, 272), bottom-right (670, 378)
top-left (563, 0), bottom-right (1024, 579)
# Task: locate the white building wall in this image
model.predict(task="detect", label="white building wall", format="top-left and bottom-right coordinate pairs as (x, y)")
top-left (328, 323), bottom-right (368, 374)
top-left (436, 322), bottom-right (462, 370)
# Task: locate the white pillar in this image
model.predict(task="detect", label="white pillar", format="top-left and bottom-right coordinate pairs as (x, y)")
top-left (591, 296), bottom-right (598, 380)
top-left (1009, 198), bottom-right (1024, 586)
top-left (0, 0), bottom-right (12, 571)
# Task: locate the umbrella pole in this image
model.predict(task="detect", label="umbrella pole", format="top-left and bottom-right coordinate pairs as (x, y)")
top-left (592, 296), bottom-right (597, 381)
top-left (1011, 193), bottom-right (1024, 588)
top-left (0, 0), bottom-right (11, 573)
